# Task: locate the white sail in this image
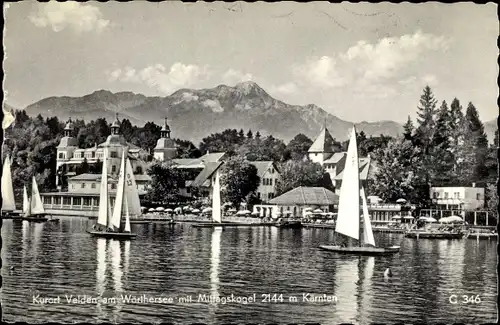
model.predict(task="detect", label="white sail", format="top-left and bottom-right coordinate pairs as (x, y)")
top-left (210, 228), bottom-right (222, 299)
top-left (30, 176), bottom-right (45, 214)
top-left (124, 195), bottom-right (131, 233)
top-left (212, 170), bottom-right (222, 223)
top-left (361, 187), bottom-right (376, 247)
top-left (98, 148), bottom-right (110, 228)
top-left (111, 148), bottom-right (127, 229)
top-left (124, 158), bottom-right (142, 216)
top-left (23, 186), bottom-right (30, 215)
top-left (1, 156), bottom-right (16, 211)
top-left (335, 127), bottom-right (360, 240)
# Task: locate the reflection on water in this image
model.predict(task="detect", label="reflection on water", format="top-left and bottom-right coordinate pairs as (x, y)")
top-left (1, 217), bottom-right (497, 324)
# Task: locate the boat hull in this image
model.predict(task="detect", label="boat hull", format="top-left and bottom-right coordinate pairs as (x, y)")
top-left (319, 245), bottom-right (400, 255)
top-left (22, 216), bottom-right (49, 222)
top-left (405, 232), bottom-right (463, 239)
top-left (122, 220), bottom-right (152, 225)
top-left (273, 221), bottom-right (302, 228)
top-left (192, 222), bottom-right (225, 228)
top-left (87, 230), bottom-right (137, 239)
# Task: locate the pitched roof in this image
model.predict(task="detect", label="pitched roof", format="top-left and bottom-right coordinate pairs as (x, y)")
top-left (190, 161), bottom-right (224, 187)
top-left (324, 152), bottom-right (346, 164)
top-left (333, 157), bottom-right (377, 181)
top-left (247, 161), bottom-right (278, 177)
top-left (308, 127), bottom-right (337, 153)
top-left (172, 152), bottom-right (225, 169)
top-left (269, 186), bottom-right (339, 205)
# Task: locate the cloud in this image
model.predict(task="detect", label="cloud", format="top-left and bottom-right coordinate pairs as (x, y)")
top-left (421, 74), bottom-right (438, 86)
top-left (268, 82), bottom-right (299, 96)
top-left (222, 69), bottom-right (253, 85)
top-left (292, 56), bottom-right (348, 89)
top-left (292, 30), bottom-right (450, 90)
top-left (202, 99), bottom-right (224, 113)
top-left (29, 2), bottom-right (109, 33)
top-left (106, 63), bottom-right (211, 94)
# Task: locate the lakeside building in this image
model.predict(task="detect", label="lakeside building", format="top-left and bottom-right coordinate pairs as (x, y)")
top-left (41, 114), bottom-right (152, 216)
top-left (260, 186), bottom-right (339, 218)
top-left (56, 114), bottom-right (151, 188)
top-left (307, 126), bottom-right (378, 195)
top-left (430, 185), bottom-right (485, 210)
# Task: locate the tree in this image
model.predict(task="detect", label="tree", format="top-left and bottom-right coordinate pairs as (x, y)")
top-left (120, 118), bottom-right (136, 142)
top-left (403, 116), bottom-right (414, 142)
top-left (219, 156), bottom-right (260, 207)
top-left (430, 101), bottom-right (455, 184)
top-left (369, 138), bottom-right (430, 207)
top-left (414, 85), bottom-right (438, 151)
top-left (485, 183), bottom-right (498, 218)
top-left (76, 158), bottom-right (90, 175)
top-left (246, 129), bottom-right (253, 139)
top-left (175, 139), bottom-right (202, 158)
top-left (145, 161), bottom-right (191, 203)
top-left (458, 102), bottom-right (489, 184)
top-left (237, 135), bottom-right (287, 161)
top-left (255, 131), bottom-right (261, 139)
top-left (284, 133), bottom-right (313, 161)
top-left (275, 160), bottom-right (332, 196)
top-left (199, 129), bottom-right (242, 156)
top-left (238, 128), bottom-right (245, 140)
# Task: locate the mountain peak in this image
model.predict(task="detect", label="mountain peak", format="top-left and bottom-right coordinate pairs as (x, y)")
top-left (234, 81), bottom-right (265, 94)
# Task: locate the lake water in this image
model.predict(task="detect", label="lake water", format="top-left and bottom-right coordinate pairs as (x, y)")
top-left (1, 217), bottom-right (497, 324)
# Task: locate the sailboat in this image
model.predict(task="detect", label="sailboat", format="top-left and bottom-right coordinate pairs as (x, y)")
top-left (1, 156), bottom-right (17, 219)
top-left (87, 147), bottom-right (137, 239)
top-left (192, 170), bottom-right (225, 228)
top-left (320, 127), bottom-right (400, 255)
top-left (121, 157), bottom-right (150, 225)
top-left (22, 177), bottom-right (49, 222)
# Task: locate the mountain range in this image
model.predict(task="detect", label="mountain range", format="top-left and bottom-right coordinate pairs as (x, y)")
top-left (13, 81), bottom-right (498, 145)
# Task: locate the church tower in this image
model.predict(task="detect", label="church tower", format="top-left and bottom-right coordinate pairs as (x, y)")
top-left (56, 118), bottom-right (78, 186)
top-left (154, 117), bottom-right (178, 161)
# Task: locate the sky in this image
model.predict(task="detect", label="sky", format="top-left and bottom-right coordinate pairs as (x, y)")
top-left (3, 2), bottom-right (498, 123)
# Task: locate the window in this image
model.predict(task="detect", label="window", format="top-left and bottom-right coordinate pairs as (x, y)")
top-left (63, 197), bottom-right (71, 205)
top-left (111, 184), bottom-right (116, 190)
top-left (81, 183), bottom-right (85, 189)
top-left (269, 193), bottom-right (274, 199)
top-left (476, 193), bottom-right (481, 200)
top-left (58, 153), bottom-right (64, 159)
top-left (433, 192), bottom-right (438, 199)
top-left (112, 165), bottom-right (117, 173)
top-left (74, 197), bottom-right (82, 206)
top-left (457, 192), bottom-right (460, 199)
top-left (43, 196), bottom-right (51, 204)
top-left (269, 179), bottom-right (273, 186)
top-left (270, 168), bottom-right (274, 174)
top-left (444, 192), bottom-right (448, 199)
top-left (93, 198), bottom-right (99, 206)
top-left (92, 151), bottom-right (96, 158)
top-left (91, 183), bottom-right (96, 189)
top-left (54, 197), bottom-right (61, 205)
top-left (136, 166), bottom-right (143, 174)
top-left (110, 151), bottom-right (118, 158)
top-left (257, 192), bottom-right (261, 198)
top-left (83, 198), bottom-right (92, 206)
